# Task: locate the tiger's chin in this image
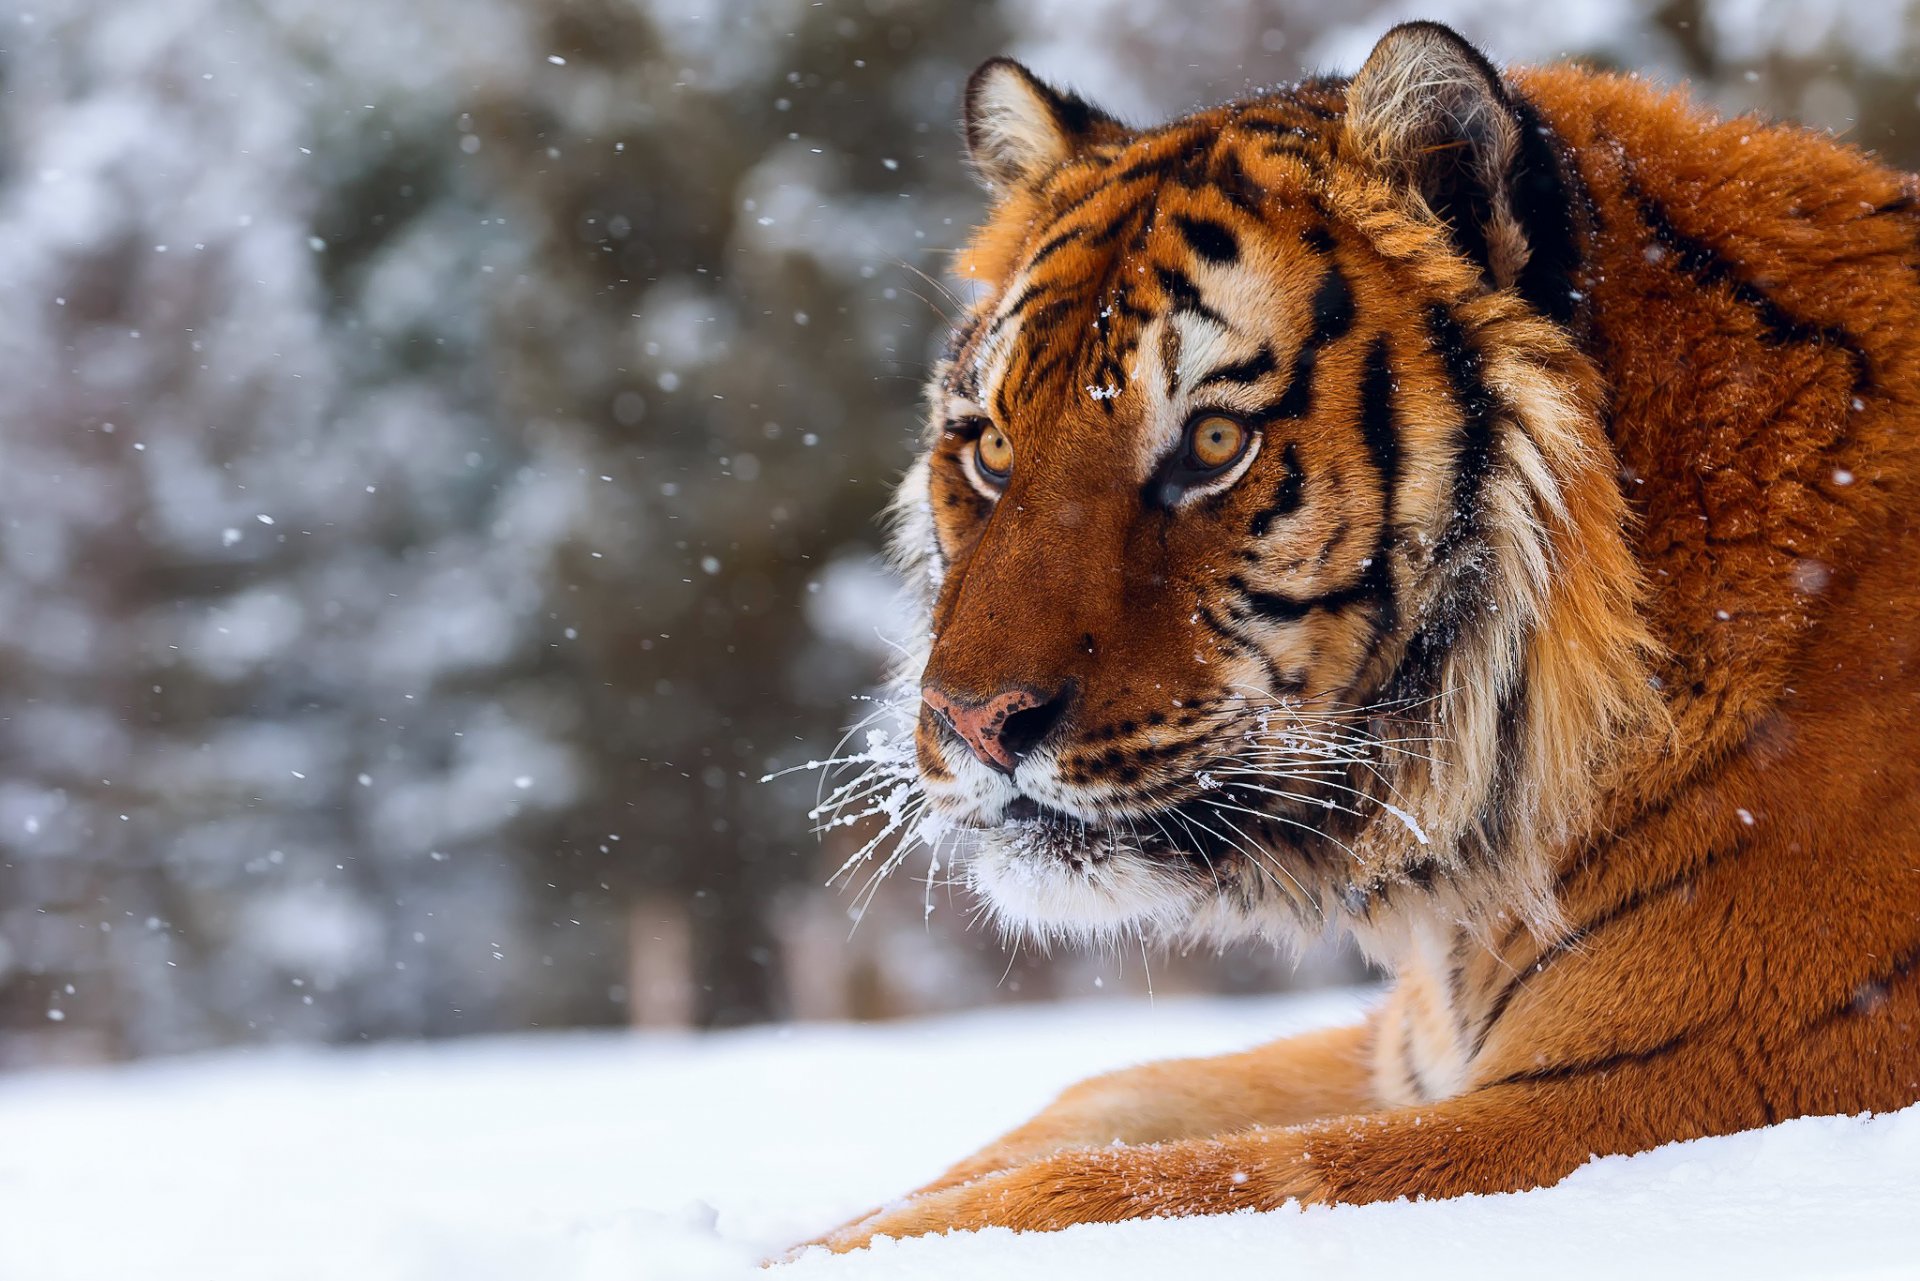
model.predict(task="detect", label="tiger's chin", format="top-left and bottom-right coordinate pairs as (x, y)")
top-left (960, 809), bottom-right (1282, 947)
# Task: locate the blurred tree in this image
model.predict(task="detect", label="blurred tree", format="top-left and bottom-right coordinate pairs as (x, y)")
top-left (0, 0), bottom-right (1911, 1061)
top-left (465, 0), bottom-right (1009, 1026)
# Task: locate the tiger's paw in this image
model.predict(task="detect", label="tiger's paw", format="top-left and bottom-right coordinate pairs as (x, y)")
top-left (804, 1131), bottom-right (1323, 1256)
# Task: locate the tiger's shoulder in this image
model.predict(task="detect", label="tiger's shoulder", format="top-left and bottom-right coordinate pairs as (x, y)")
top-left (1393, 60), bottom-right (1920, 1104)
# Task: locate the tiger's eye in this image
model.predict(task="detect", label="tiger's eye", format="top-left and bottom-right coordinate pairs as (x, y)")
top-left (1187, 414), bottom-right (1247, 471)
top-left (976, 426), bottom-right (1013, 480)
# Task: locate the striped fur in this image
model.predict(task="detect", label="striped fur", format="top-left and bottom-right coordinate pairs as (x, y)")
top-left (810, 21), bottom-right (1920, 1253)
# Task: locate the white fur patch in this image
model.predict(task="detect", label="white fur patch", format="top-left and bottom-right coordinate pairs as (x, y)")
top-left (965, 830), bottom-right (1207, 946)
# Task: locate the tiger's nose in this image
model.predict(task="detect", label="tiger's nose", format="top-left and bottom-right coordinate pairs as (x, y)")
top-left (922, 683), bottom-right (1071, 775)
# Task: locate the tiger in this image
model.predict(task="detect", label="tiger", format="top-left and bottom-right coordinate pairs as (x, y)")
top-left (805, 20), bottom-right (1920, 1254)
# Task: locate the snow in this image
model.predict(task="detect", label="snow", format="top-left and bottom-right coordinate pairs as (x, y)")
top-left (3, 987), bottom-right (1918, 1281)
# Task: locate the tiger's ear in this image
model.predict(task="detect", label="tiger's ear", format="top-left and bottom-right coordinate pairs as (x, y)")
top-left (1343, 22), bottom-right (1529, 288)
top-left (964, 58), bottom-right (1122, 195)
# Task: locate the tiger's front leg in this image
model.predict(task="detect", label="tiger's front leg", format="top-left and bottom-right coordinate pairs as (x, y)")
top-left (919, 1019), bottom-right (1376, 1191)
top-left (815, 1029), bottom-right (1765, 1253)
top-left (796, 1019), bottom-right (1375, 1253)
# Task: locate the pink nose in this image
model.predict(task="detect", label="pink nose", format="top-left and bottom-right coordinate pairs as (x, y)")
top-left (922, 686), bottom-right (1059, 774)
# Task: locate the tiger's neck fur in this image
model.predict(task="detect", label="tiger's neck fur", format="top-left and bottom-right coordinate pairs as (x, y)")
top-left (1376, 66), bottom-right (1920, 1102)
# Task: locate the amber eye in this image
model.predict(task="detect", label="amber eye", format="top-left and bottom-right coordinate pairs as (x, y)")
top-left (975, 426), bottom-right (1014, 482)
top-left (1185, 414), bottom-right (1248, 472)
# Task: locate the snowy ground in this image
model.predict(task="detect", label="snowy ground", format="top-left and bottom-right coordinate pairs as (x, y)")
top-left (4, 987), bottom-right (1918, 1281)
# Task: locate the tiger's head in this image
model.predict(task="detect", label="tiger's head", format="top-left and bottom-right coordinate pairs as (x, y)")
top-left (888, 24), bottom-right (1661, 951)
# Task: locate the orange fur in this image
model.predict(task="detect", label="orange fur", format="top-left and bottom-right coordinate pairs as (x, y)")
top-left (806, 22), bottom-right (1920, 1255)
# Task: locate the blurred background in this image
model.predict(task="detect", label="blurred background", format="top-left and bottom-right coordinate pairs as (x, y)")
top-left (1, 0), bottom-right (1915, 1066)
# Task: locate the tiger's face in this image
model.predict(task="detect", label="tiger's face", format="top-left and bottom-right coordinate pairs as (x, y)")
top-left (888, 28), bottom-right (1658, 947)
top-left (911, 144), bottom-right (1424, 940)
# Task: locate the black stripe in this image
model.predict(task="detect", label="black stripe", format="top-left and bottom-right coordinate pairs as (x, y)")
top-left (1213, 150), bottom-right (1265, 218)
top-left (1548, 784), bottom-right (1692, 901)
top-left (1474, 836), bottom-right (1751, 1056)
top-left (1231, 572), bottom-right (1382, 626)
top-left (1269, 366), bottom-right (1316, 421)
top-left (1154, 265), bottom-right (1227, 326)
top-left (1738, 1041), bottom-right (1781, 1126)
top-left (1195, 604), bottom-right (1254, 657)
top-left (1024, 226), bottom-right (1085, 272)
top-left (1358, 334), bottom-right (1398, 521)
top-left (1400, 1012), bottom-right (1431, 1100)
top-left (1384, 612), bottom-right (1452, 713)
top-left (1087, 200), bottom-right (1152, 249)
top-left (1333, 333), bottom-right (1405, 664)
top-left (1109, 133), bottom-right (1213, 190)
top-left (1174, 213), bottom-right (1239, 264)
top-left (1131, 726), bottom-right (1229, 763)
top-left (1089, 352), bottom-right (1130, 412)
top-left (1467, 678), bottom-right (1529, 866)
top-left (1112, 293), bottom-right (1153, 325)
top-left (942, 317), bottom-right (985, 400)
top-left (1059, 195), bottom-right (1144, 263)
top-left (1023, 294), bottom-right (1079, 335)
top-left (1248, 442), bottom-right (1304, 538)
top-left (1356, 552), bottom-right (1399, 648)
top-left (1034, 180), bottom-right (1109, 227)
top-left (1270, 267), bottom-right (1354, 421)
top-left (992, 370), bottom-right (1016, 427)
top-left (988, 282), bottom-right (1047, 335)
top-left (1310, 266), bottom-right (1355, 342)
top-left (1288, 83), bottom-right (1342, 118)
top-left (1016, 346), bottom-right (1075, 402)
top-left (1507, 96), bottom-right (1585, 331)
top-left (1448, 945), bottom-right (1474, 1042)
top-left (937, 317), bottom-right (973, 368)
top-left (1425, 303), bottom-right (1499, 556)
top-left (1232, 575), bottom-right (1314, 624)
top-left (1807, 939), bottom-right (1920, 1032)
top-left (1495, 905), bottom-right (1920, 1102)
top-left (1489, 1025), bottom-right (1696, 1087)
top-left (1113, 152), bottom-right (1181, 187)
top-left (1125, 193), bottom-right (1165, 255)
top-left (1300, 225), bottom-right (1335, 254)
top-left (1313, 519), bottom-right (1350, 569)
top-left (1630, 181), bottom-right (1873, 393)
top-left (1198, 346), bottom-right (1276, 389)
top-left (1235, 116), bottom-right (1311, 140)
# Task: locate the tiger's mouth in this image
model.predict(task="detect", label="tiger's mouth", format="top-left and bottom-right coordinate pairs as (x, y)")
top-left (937, 723), bottom-right (1440, 942)
top-left (925, 708), bottom-right (1412, 941)
top-left (977, 791), bottom-right (1285, 879)
top-left (991, 799), bottom-right (1165, 868)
